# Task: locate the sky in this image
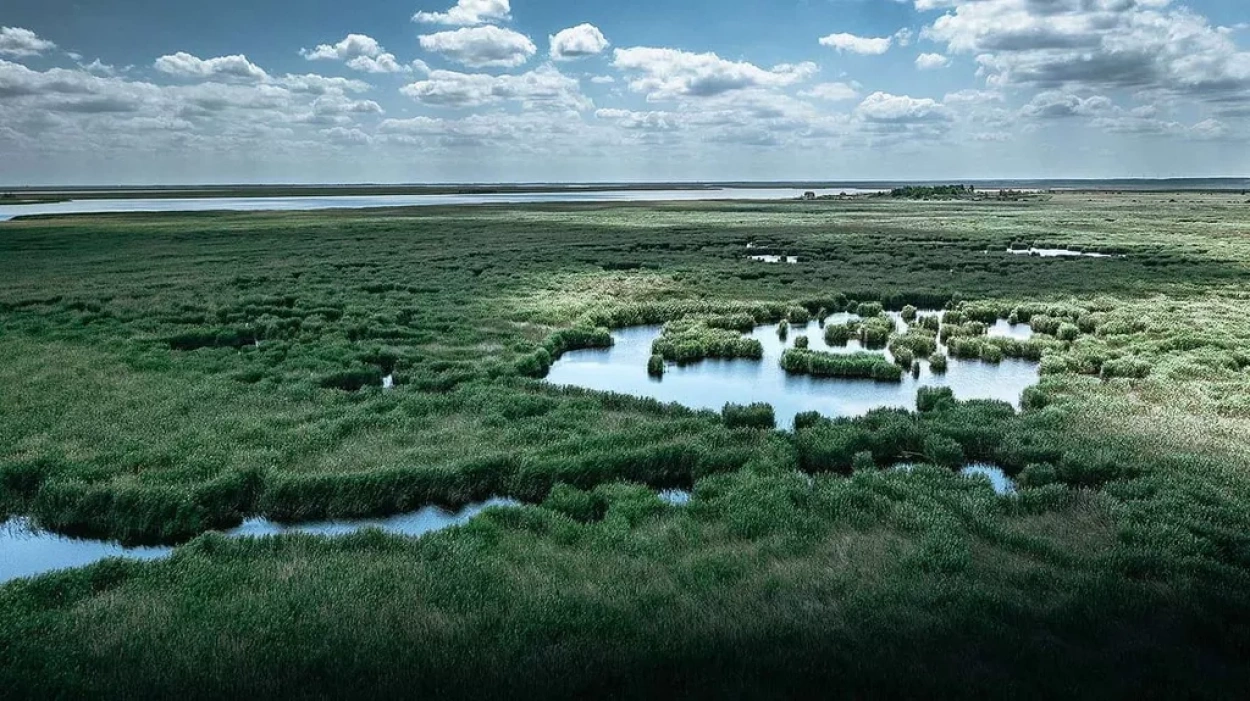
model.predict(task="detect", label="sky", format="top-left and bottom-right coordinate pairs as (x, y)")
top-left (1, 0), bottom-right (1249, 185)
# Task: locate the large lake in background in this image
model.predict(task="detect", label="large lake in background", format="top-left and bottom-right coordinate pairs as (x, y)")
top-left (0, 188), bottom-right (885, 221)
top-left (546, 312), bottom-right (1041, 428)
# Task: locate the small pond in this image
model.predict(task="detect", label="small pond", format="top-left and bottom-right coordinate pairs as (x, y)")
top-left (895, 463), bottom-right (1017, 495)
top-left (546, 311), bottom-right (1040, 428)
top-left (659, 489), bottom-right (693, 505)
top-left (1007, 247), bottom-right (1116, 259)
top-left (0, 498), bottom-right (518, 585)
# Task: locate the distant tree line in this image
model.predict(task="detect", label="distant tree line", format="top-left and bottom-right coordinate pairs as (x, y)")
top-left (889, 185), bottom-right (974, 200)
top-left (884, 185), bottom-right (1042, 202)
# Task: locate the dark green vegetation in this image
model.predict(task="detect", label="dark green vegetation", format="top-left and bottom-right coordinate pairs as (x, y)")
top-left (889, 184), bottom-right (977, 199)
top-left (4, 193), bottom-right (1250, 697)
top-left (780, 348), bottom-right (903, 381)
top-left (651, 317), bottom-right (765, 364)
top-left (886, 185), bottom-right (1044, 202)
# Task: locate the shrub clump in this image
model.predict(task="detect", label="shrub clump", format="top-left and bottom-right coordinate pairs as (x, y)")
top-left (544, 326), bottom-right (614, 357)
top-left (781, 349), bottom-right (903, 382)
top-left (794, 335), bottom-right (810, 350)
top-left (1022, 386), bottom-right (1050, 411)
top-left (722, 403), bottom-right (776, 430)
top-left (980, 345), bottom-right (1005, 364)
top-left (652, 319), bottom-right (764, 364)
top-left (542, 484), bottom-right (608, 523)
top-left (893, 347), bottom-right (915, 369)
top-left (647, 354), bottom-right (665, 378)
top-left (787, 307), bottom-right (811, 324)
top-left (1101, 356), bottom-right (1151, 379)
top-left (917, 386), bottom-right (956, 413)
top-left (793, 411), bottom-right (824, 431)
top-left (889, 330), bottom-right (938, 359)
top-left (703, 314), bottom-right (756, 332)
top-left (855, 302), bottom-right (884, 317)
top-left (859, 316), bottom-right (895, 349)
top-left (1030, 315), bottom-right (1063, 336)
top-left (824, 322), bottom-right (858, 347)
top-left (929, 353), bottom-right (949, 373)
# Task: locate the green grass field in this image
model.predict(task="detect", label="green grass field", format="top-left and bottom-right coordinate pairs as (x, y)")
top-left (4, 193), bottom-right (1250, 697)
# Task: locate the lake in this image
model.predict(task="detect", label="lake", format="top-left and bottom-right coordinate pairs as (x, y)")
top-left (0, 188), bottom-right (886, 221)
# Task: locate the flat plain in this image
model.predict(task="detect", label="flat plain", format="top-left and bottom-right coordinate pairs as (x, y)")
top-left (3, 192), bottom-right (1250, 698)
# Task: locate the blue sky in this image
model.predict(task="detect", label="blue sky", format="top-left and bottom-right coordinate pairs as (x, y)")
top-left (1, 0), bottom-right (1248, 184)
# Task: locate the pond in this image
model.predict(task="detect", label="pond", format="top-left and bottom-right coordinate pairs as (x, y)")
top-left (545, 312), bottom-right (1041, 428)
top-left (1007, 247), bottom-right (1117, 259)
top-left (0, 498), bottom-right (518, 585)
top-left (895, 463), bottom-right (1017, 495)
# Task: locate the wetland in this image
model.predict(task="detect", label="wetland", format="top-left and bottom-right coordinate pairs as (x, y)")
top-left (3, 192), bottom-right (1250, 698)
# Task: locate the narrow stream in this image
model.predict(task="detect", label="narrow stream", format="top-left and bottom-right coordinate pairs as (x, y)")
top-left (0, 499), bottom-right (518, 585)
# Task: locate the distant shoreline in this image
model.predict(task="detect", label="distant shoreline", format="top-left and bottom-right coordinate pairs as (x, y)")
top-left (2, 179), bottom-right (1248, 201)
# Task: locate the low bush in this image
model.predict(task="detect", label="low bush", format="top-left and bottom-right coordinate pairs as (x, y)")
top-left (893, 347), bottom-right (915, 369)
top-left (793, 411), bottom-right (824, 431)
top-left (1101, 356), bottom-right (1151, 379)
top-left (722, 403), bottom-right (776, 430)
top-left (1022, 386), bottom-right (1050, 411)
top-left (917, 386), bottom-right (956, 413)
top-left (860, 317), bottom-right (894, 349)
top-left (824, 322), bottom-right (858, 346)
top-left (781, 349), bottom-right (903, 382)
top-left (542, 484), bottom-right (608, 523)
top-left (923, 435), bottom-right (965, 467)
top-left (652, 320), bottom-right (764, 364)
top-left (929, 353), bottom-right (949, 373)
top-left (855, 302), bottom-right (884, 317)
top-left (889, 330), bottom-right (938, 358)
top-left (787, 307), bottom-right (811, 324)
top-left (648, 354), bottom-right (665, 378)
top-left (544, 326), bottom-right (614, 357)
top-left (1030, 315), bottom-right (1063, 336)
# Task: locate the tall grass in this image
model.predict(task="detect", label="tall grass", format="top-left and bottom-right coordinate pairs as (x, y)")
top-left (780, 349), bottom-right (903, 381)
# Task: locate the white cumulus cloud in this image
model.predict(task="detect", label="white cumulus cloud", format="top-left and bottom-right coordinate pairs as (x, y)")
top-left (0, 27), bottom-right (56, 57)
top-left (300, 34), bottom-right (409, 74)
top-left (799, 82), bottom-right (861, 101)
top-left (819, 32), bottom-right (893, 55)
top-left (413, 0), bottom-right (511, 26)
top-left (419, 26), bottom-right (536, 69)
top-left (915, 53), bottom-right (950, 70)
top-left (549, 24), bottom-right (610, 61)
top-left (855, 92), bottom-right (950, 122)
top-left (400, 65), bottom-right (590, 110)
top-left (922, 0), bottom-right (1250, 109)
top-left (612, 47), bottom-right (817, 100)
top-left (154, 53), bottom-right (269, 82)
